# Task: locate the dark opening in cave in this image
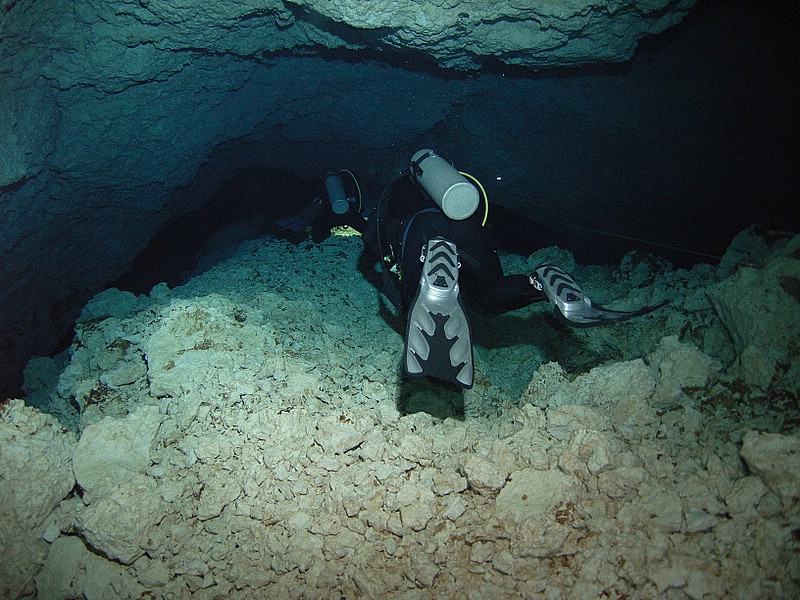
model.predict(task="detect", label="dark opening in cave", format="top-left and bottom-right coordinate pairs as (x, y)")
top-left (110, 161), bottom-right (569, 299)
top-left (110, 151), bottom-right (796, 302)
top-left (113, 168), bottom-right (318, 294)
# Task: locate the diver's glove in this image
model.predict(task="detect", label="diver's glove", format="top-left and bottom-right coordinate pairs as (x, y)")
top-left (531, 264), bottom-right (669, 328)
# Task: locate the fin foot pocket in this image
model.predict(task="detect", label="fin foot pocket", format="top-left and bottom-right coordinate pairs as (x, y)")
top-left (405, 238), bottom-right (474, 388)
top-left (533, 263), bottom-right (670, 327)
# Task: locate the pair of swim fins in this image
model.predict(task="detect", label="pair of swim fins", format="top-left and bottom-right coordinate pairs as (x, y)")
top-left (403, 244), bottom-right (669, 389)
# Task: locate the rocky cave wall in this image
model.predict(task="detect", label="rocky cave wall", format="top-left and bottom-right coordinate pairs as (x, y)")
top-left (2, 0), bottom-right (798, 399)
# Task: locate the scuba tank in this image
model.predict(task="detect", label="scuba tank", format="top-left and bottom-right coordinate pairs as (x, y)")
top-left (410, 149), bottom-right (480, 220)
top-left (325, 169), bottom-right (363, 216)
top-left (324, 172), bottom-right (350, 215)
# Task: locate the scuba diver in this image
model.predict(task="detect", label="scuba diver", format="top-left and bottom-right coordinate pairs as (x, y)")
top-left (275, 169), bottom-right (367, 243)
top-left (281, 150), bottom-right (668, 389)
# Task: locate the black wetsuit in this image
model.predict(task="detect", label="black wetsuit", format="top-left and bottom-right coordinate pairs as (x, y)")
top-left (361, 174), bottom-right (543, 314)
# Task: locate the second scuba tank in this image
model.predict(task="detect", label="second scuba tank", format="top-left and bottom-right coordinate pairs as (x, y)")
top-left (410, 149), bottom-right (480, 221)
top-left (325, 172), bottom-right (349, 215)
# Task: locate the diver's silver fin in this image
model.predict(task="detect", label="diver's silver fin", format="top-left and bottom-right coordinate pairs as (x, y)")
top-left (533, 264), bottom-right (669, 327)
top-left (405, 238), bottom-right (474, 388)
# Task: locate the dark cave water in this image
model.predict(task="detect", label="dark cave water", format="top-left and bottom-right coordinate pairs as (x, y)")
top-left (109, 163), bottom-right (740, 303)
top-left (113, 154), bottom-right (741, 304)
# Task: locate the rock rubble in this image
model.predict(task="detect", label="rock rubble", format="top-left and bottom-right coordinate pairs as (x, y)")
top-left (3, 228), bottom-right (798, 598)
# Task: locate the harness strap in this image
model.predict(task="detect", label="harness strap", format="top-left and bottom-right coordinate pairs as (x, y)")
top-left (400, 207), bottom-right (441, 265)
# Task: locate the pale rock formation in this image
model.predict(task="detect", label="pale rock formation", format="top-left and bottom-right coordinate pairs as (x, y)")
top-left (0, 401), bottom-right (76, 598)
top-left (4, 229), bottom-right (798, 598)
top-left (287, 0), bottom-right (696, 70)
top-left (740, 431), bottom-right (800, 505)
top-left (707, 232), bottom-right (800, 391)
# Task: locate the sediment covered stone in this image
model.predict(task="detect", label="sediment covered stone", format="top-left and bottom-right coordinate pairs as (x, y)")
top-left (0, 401), bottom-right (76, 598)
top-left (740, 431), bottom-right (800, 504)
top-left (6, 232), bottom-right (798, 598)
top-left (707, 234), bottom-right (800, 391)
top-left (72, 405), bottom-right (162, 498)
top-left (460, 454), bottom-right (508, 495)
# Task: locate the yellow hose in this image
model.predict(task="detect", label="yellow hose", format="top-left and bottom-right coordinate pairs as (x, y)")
top-left (459, 170), bottom-right (489, 227)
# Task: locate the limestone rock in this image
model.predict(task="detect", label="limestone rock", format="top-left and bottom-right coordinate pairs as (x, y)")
top-left (683, 507), bottom-right (718, 533)
top-left (134, 556), bottom-right (171, 588)
top-left (143, 295), bottom-right (276, 399)
top-left (400, 490), bottom-right (436, 531)
top-left (546, 404), bottom-right (612, 441)
top-left (558, 429), bottom-right (614, 479)
top-left (53, 306), bottom-right (152, 426)
top-left (79, 288), bottom-right (150, 322)
top-left (648, 335), bottom-right (721, 410)
top-left (526, 358), bottom-right (656, 416)
top-left (725, 475), bottom-right (767, 515)
top-left (527, 335), bottom-right (723, 434)
top-left (36, 535), bottom-right (144, 600)
top-left (649, 566), bottom-right (687, 594)
top-left (405, 550), bottom-right (440, 588)
top-left (197, 472), bottom-right (243, 521)
top-left (0, 400), bottom-right (76, 598)
top-left (432, 470), bottom-right (468, 496)
top-left (3, 229), bottom-right (799, 596)
top-left (510, 513), bottom-right (585, 559)
top-left (22, 355), bottom-right (66, 415)
top-left (715, 225), bottom-right (773, 280)
top-left (314, 414), bottom-right (366, 455)
top-left (287, 0), bottom-right (696, 70)
top-left (740, 431), bottom-right (800, 503)
top-left (707, 234), bottom-right (800, 391)
top-left (522, 361), bottom-right (569, 409)
top-left (495, 468), bottom-right (582, 523)
top-left (597, 465), bottom-right (648, 499)
top-left (577, 359), bottom-right (657, 413)
top-left (78, 474), bottom-right (168, 565)
top-left (72, 406), bottom-right (163, 499)
top-left (0, 400), bottom-right (76, 528)
top-left (641, 489), bottom-right (684, 532)
top-left (35, 536), bottom-right (86, 600)
top-left (460, 454), bottom-right (508, 495)
top-left (442, 495), bottom-right (467, 522)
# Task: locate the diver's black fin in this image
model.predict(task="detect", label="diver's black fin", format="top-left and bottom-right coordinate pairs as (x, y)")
top-left (533, 264), bottom-right (670, 328)
top-left (405, 238), bottom-right (474, 388)
top-left (275, 214), bottom-right (310, 234)
top-left (275, 198), bottom-right (325, 235)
